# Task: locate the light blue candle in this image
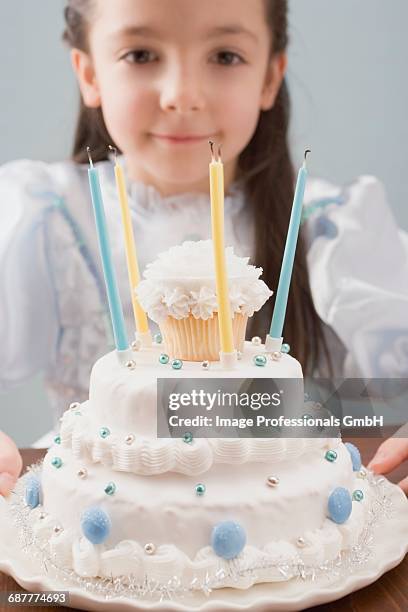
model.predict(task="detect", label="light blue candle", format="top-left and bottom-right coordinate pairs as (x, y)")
top-left (87, 149), bottom-right (129, 351)
top-left (269, 150), bottom-right (310, 341)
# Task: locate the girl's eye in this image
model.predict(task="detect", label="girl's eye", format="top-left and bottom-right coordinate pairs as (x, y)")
top-left (121, 49), bottom-right (158, 64)
top-left (213, 51), bottom-right (244, 66)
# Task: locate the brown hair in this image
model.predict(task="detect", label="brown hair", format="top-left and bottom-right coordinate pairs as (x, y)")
top-left (63, 0), bottom-right (332, 375)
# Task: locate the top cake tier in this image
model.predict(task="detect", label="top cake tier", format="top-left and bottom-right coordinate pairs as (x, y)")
top-left (89, 340), bottom-right (303, 436)
top-left (58, 341), bottom-right (339, 476)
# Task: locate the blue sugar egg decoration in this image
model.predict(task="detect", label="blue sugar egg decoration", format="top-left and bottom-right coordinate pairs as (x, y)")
top-left (81, 506), bottom-right (111, 545)
top-left (344, 442), bottom-right (362, 472)
top-left (211, 520), bottom-right (246, 560)
top-left (25, 475), bottom-right (41, 509)
top-left (327, 487), bottom-right (352, 524)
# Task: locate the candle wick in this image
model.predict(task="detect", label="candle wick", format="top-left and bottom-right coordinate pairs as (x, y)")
top-left (86, 146), bottom-right (94, 168)
top-left (108, 145), bottom-right (118, 164)
top-left (217, 144), bottom-right (223, 163)
top-left (303, 148), bottom-right (311, 167)
top-left (209, 140), bottom-right (216, 161)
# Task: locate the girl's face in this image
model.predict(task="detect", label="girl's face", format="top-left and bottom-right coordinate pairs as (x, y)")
top-left (74, 0), bottom-right (286, 195)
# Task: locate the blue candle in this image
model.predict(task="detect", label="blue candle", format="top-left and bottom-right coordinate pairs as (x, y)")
top-left (87, 149), bottom-right (129, 352)
top-left (268, 150), bottom-right (310, 344)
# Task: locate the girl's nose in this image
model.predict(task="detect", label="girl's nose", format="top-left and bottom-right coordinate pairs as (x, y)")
top-left (159, 65), bottom-right (205, 114)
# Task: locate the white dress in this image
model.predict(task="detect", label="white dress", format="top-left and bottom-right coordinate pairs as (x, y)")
top-left (1, 158), bottom-right (407, 429)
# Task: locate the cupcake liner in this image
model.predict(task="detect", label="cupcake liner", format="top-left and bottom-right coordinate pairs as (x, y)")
top-left (160, 313), bottom-right (248, 361)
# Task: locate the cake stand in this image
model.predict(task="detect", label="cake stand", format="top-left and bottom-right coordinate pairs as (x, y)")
top-left (0, 480), bottom-right (407, 612)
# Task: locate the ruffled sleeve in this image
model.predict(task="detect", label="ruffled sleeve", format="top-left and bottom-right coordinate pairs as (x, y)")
top-left (304, 175), bottom-right (408, 377)
top-left (0, 160), bottom-right (59, 390)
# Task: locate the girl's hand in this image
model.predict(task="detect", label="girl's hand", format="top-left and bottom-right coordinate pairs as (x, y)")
top-left (367, 424), bottom-right (408, 493)
top-left (0, 431), bottom-right (23, 498)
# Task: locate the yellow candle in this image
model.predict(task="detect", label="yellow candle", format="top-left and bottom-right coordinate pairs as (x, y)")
top-left (209, 143), bottom-right (234, 354)
top-left (111, 150), bottom-right (149, 336)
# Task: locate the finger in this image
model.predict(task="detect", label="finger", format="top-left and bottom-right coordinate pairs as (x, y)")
top-left (0, 472), bottom-right (16, 498)
top-left (367, 437), bottom-right (408, 474)
top-left (0, 432), bottom-right (23, 479)
top-left (397, 476), bottom-right (408, 495)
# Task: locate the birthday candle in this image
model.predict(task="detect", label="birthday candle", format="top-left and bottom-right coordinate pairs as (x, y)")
top-left (209, 142), bottom-right (235, 362)
top-left (87, 148), bottom-right (129, 352)
top-left (267, 150), bottom-right (310, 352)
top-left (109, 147), bottom-right (150, 344)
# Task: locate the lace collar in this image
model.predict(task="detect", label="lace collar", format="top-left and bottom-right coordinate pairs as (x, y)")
top-left (98, 156), bottom-right (246, 215)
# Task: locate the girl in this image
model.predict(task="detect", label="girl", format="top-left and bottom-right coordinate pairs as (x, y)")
top-left (1, 0), bottom-right (407, 489)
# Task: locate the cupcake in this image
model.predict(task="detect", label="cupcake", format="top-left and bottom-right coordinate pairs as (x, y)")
top-left (136, 240), bottom-right (272, 361)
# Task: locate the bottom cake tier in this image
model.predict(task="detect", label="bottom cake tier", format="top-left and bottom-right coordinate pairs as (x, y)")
top-left (21, 439), bottom-right (373, 590)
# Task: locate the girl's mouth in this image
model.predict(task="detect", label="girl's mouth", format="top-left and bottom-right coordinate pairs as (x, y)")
top-left (151, 133), bottom-right (215, 145)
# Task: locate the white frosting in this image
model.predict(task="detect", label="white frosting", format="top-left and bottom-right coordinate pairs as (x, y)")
top-left (60, 407), bottom-right (338, 476)
top-left (88, 342), bottom-right (303, 436)
top-left (31, 519), bottom-right (368, 587)
top-left (37, 442), bottom-right (371, 588)
top-left (136, 240), bottom-right (272, 322)
top-left (55, 342), bottom-right (328, 477)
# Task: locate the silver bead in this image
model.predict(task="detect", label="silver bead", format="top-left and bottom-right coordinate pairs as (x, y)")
top-left (144, 543), bottom-right (156, 555)
top-left (77, 468), bottom-right (88, 479)
top-left (296, 536), bottom-right (307, 548)
top-left (358, 468), bottom-right (367, 479)
top-left (201, 360), bottom-right (210, 370)
top-left (125, 433), bottom-right (135, 445)
top-left (237, 351), bottom-right (243, 361)
top-left (126, 360), bottom-right (137, 370)
top-left (266, 475), bottom-right (280, 487)
top-left (251, 336), bottom-right (262, 346)
top-left (271, 351), bottom-right (281, 361)
top-left (39, 512), bottom-right (47, 520)
top-left (131, 339), bottom-right (141, 352)
top-left (69, 402), bottom-right (80, 411)
top-left (53, 525), bottom-right (63, 535)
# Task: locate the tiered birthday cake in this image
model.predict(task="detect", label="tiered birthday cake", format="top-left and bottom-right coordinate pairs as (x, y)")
top-left (21, 240), bottom-right (373, 593)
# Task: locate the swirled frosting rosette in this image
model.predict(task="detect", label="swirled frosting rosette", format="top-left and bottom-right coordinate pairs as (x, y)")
top-left (136, 240), bottom-right (272, 361)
